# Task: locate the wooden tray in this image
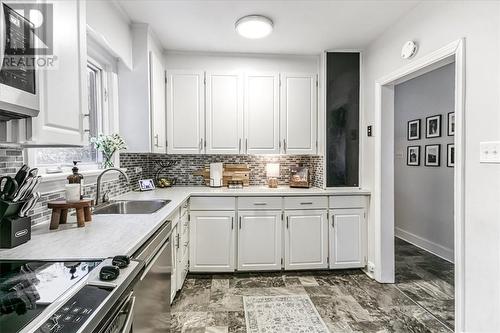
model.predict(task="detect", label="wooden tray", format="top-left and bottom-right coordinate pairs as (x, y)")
top-left (194, 164), bottom-right (250, 187)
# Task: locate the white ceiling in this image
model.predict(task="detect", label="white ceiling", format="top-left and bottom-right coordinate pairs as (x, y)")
top-left (116, 0), bottom-right (420, 55)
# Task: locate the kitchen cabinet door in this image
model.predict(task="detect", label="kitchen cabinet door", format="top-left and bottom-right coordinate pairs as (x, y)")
top-left (329, 209), bottom-right (366, 269)
top-left (166, 70), bottom-right (205, 154)
top-left (238, 211), bottom-right (282, 271)
top-left (280, 73), bottom-right (317, 154)
top-left (150, 51), bottom-right (166, 153)
top-left (189, 211), bottom-right (236, 272)
top-left (284, 210), bottom-right (328, 270)
top-left (32, 0), bottom-right (87, 145)
top-left (206, 72), bottom-right (243, 154)
top-left (244, 73), bottom-right (280, 154)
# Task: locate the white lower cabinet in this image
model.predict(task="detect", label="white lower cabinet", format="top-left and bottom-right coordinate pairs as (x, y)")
top-left (284, 210), bottom-right (328, 270)
top-left (170, 223), bottom-right (178, 303)
top-left (189, 211), bottom-right (236, 272)
top-left (237, 211), bottom-right (282, 271)
top-left (329, 208), bottom-right (366, 269)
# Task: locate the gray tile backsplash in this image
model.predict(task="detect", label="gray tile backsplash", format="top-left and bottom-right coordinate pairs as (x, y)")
top-left (120, 153), bottom-right (324, 188)
top-left (0, 145), bottom-right (324, 227)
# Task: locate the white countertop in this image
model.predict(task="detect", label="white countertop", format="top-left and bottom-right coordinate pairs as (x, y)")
top-left (0, 186), bottom-right (370, 261)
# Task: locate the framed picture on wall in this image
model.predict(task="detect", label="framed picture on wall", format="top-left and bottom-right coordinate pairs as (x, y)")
top-left (407, 119), bottom-right (421, 140)
top-left (447, 144), bottom-right (455, 167)
top-left (425, 144), bottom-right (441, 167)
top-left (448, 112), bottom-right (455, 136)
top-left (426, 114), bottom-right (442, 138)
top-left (407, 146), bottom-right (420, 166)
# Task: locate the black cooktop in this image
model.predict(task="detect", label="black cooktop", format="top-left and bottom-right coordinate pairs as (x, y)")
top-left (0, 260), bottom-right (101, 333)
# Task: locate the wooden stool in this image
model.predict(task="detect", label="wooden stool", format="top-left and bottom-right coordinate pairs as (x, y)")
top-left (48, 200), bottom-right (93, 230)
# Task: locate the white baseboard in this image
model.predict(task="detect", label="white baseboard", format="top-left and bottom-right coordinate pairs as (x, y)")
top-left (395, 227), bottom-right (454, 263)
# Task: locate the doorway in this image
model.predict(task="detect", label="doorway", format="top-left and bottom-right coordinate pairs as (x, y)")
top-left (373, 39), bottom-right (465, 331)
top-left (393, 62), bottom-right (455, 330)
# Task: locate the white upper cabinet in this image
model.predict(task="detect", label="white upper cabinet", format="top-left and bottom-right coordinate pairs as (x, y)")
top-left (205, 72), bottom-right (243, 154)
top-left (238, 210), bottom-right (282, 271)
top-left (149, 51), bottom-right (166, 153)
top-left (32, 0), bottom-right (87, 145)
top-left (329, 208), bottom-right (366, 269)
top-left (280, 73), bottom-right (317, 154)
top-left (284, 210), bottom-right (328, 270)
top-left (166, 70), bottom-right (205, 154)
top-left (244, 73), bottom-right (280, 154)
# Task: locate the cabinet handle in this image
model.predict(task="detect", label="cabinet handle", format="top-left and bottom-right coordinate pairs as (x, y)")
top-left (239, 216), bottom-right (242, 229)
top-left (199, 138), bottom-right (203, 152)
top-left (300, 202), bottom-right (313, 205)
top-left (253, 202), bottom-right (267, 206)
top-left (283, 139), bottom-right (287, 153)
top-left (245, 139), bottom-right (248, 153)
top-left (286, 216), bottom-right (289, 229)
top-left (154, 134), bottom-right (159, 147)
top-left (239, 138), bottom-right (242, 153)
top-left (231, 217), bottom-right (234, 229)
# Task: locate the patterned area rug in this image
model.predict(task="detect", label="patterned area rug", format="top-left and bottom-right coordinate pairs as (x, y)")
top-left (243, 295), bottom-right (330, 333)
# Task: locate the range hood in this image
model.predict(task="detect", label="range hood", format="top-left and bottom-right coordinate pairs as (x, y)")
top-left (0, 101), bottom-right (39, 121)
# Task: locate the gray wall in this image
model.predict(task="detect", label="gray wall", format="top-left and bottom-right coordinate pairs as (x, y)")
top-left (394, 63), bottom-right (455, 261)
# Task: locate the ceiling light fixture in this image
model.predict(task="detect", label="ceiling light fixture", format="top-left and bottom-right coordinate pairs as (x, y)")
top-left (235, 15), bottom-right (273, 39)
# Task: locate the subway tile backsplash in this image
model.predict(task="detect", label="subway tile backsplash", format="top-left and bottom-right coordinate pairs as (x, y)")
top-left (0, 145), bottom-right (324, 227)
top-left (120, 153), bottom-right (324, 188)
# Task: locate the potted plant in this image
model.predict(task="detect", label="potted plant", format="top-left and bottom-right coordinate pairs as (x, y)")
top-left (90, 133), bottom-right (127, 168)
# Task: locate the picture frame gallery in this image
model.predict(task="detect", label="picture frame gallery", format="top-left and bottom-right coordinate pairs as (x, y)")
top-left (406, 112), bottom-right (455, 168)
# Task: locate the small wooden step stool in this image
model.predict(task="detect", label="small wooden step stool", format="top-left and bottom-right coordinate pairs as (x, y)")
top-left (48, 199), bottom-right (93, 230)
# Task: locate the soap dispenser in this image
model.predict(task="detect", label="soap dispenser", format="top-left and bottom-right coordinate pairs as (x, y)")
top-left (67, 161), bottom-right (84, 199)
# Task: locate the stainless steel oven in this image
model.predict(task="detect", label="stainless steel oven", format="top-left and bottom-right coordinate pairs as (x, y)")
top-left (132, 220), bottom-right (173, 333)
top-left (0, 1), bottom-right (39, 120)
top-left (97, 291), bottom-right (136, 333)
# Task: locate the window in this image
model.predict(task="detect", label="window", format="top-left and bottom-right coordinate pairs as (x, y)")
top-left (30, 50), bottom-right (115, 173)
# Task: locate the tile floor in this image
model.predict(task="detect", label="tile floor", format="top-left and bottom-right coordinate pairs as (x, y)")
top-left (394, 237), bottom-right (455, 330)
top-left (171, 268), bottom-right (452, 333)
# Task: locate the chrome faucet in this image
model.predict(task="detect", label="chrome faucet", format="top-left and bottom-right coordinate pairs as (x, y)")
top-left (95, 168), bottom-right (130, 206)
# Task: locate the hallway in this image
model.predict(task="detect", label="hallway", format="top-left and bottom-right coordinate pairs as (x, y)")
top-left (395, 237), bottom-right (455, 330)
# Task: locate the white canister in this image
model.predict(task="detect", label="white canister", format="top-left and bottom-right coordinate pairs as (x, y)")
top-left (209, 163), bottom-right (223, 187)
top-left (65, 184), bottom-right (81, 202)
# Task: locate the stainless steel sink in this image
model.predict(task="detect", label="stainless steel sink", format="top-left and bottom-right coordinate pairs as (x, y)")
top-left (93, 200), bottom-right (170, 215)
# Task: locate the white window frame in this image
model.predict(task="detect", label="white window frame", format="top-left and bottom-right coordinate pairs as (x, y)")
top-left (26, 39), bottom-right (120, 175)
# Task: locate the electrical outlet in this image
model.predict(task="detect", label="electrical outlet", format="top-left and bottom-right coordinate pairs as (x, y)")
top-left (367, 262), bottom-right (375, 273)
top-left (480, 141), bottom-right (500, 163)
top-left (134, 167), bottom-right (143, 173)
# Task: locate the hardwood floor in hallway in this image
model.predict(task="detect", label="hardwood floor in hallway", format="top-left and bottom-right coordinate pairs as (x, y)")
top-left (171, 269), bottom-right (452, 332)
top-left (394, 237), bottom-right (455, 330)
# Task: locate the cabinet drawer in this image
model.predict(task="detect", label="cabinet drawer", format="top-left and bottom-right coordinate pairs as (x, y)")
top-left (238, 197), bottom-right (282, 210)
top-left (284, 196), bottom-right (328, 210)
top-left (329, 196), bottom-right (367, 209)
top-left (190, 197), bottom-right (236, 210)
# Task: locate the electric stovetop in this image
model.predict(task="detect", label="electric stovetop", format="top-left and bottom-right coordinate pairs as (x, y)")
top-left (0, 260), bottom-right (102, 333)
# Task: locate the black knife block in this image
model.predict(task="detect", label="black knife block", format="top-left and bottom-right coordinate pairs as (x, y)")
top-left (0, 199), bottom-right (27, 220)
top-left (0, 215), bottom-right (31, 248)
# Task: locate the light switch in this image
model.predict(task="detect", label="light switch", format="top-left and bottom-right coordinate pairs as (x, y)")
top-left (480, 141), bottom-right (500, 163)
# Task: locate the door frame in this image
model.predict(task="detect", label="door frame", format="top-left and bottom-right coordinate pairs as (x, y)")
top-left (373, 39), bottom-right (465, 331)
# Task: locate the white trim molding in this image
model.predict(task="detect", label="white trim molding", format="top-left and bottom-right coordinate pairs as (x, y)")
top-left (395, 229), bottom-right (454, 263)
top-left (373, 39), bottom-right (465, 332)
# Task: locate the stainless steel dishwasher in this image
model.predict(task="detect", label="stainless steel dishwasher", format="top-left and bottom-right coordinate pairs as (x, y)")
top-left (132, 220), bottom-right (173, 333)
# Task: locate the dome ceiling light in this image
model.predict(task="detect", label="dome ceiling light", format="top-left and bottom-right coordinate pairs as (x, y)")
top-left (235, 15), bottom-right (273, 39)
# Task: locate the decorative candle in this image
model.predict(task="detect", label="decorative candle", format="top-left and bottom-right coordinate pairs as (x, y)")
top-left (65, 184), bottom-right (81, 202)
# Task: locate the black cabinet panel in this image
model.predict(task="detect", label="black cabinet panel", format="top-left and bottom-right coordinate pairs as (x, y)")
top-left (326, 52), bottom-right (360, 187)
